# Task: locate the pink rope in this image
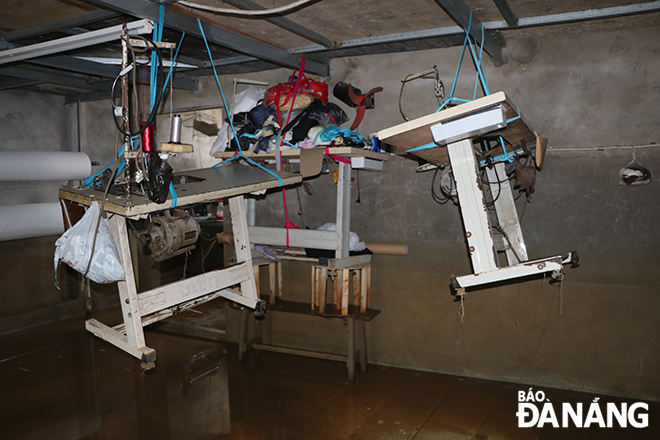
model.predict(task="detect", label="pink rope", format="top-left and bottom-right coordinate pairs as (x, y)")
top-left (281, 57), bottom-right (307, 246)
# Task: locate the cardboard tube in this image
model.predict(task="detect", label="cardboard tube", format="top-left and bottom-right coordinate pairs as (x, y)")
top-left (365, 242), bottom-right (408, 256)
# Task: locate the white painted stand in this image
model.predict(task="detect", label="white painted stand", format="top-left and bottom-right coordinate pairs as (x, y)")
top-left (85, 195), bottom-right (262, 365)
top-left (442, 136), bottom-right (577, 292)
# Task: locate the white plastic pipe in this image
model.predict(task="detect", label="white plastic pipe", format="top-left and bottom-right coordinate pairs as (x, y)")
top-left (0, 150), bottom-right (92, 181)
top-left (0, 203), bottom-right (64, 241)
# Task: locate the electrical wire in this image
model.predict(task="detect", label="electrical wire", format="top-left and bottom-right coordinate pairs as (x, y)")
top-left (177, 0), bottom-right (320, 16)
top-left (398, 66), bottom-right (443, 122)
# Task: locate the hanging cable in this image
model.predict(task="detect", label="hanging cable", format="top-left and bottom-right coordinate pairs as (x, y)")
top-left (398, 66), bottom-right (443, 121)
top-left (110, 36), bottom-right (164, 138)
top-left (177, 0), bottom-right (320, 16)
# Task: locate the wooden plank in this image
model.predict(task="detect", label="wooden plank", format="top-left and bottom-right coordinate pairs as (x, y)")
top-left (277, 260), bottom-right (283, 301)
top-left (214, 146), bottom-right (389, 161)
top-left (138, 262), bottom-right (251, 316)
top-left (264, 299), bottom-right (380, 320)
top-left (86, 318), bottom-right (156, 363)
top-left (252, 342), bottom-right (346, 363)
top-left (319, 267), bottom-right (327, 314)
top-left (328, 254), bottom-right (371, 269)
top-left (268, 262), bottom-right (276, 304)
top-left (253, 264), bottom-right (261, 296)
top-left (360, 267), bottom-right (369, 313)
top-left (365, 266), bottom-right (371, 310)
top-left (378, 91), bottom-right (539, 165)
top-left (311, 266), bottom-right (317, 310)
top-left (341, 269), bottom-right (350, 315)
top-left (110, 215), bottom-right (146, 349)
top-left (334, 269), bottom-right (341, 309)
top-left (353, 270), bottom-right (360, 307)
top-left (159, 142), bottom-right (194, 153)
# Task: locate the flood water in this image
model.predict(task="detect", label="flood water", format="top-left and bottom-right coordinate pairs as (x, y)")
top-left (1, 306), bottom-right (658, 440)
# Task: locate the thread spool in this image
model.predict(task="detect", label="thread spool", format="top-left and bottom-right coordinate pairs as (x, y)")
top-left (169, 114), bottom-right (182, 144)
top-left (141, 122), bottom-right (156, 152)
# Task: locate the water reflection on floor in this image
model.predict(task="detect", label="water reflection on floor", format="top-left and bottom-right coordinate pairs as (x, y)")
top-left (0, 314), bottom-right (658, 440)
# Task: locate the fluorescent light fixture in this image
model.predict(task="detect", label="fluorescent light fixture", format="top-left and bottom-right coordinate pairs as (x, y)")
top-left (430, 105), bottom-right (507, 145)
top-left (0, 19), bottom-right (154, 66)
top-left (74, 56), bottom-right (198, 69)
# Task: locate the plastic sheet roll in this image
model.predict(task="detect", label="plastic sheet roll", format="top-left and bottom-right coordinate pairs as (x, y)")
top-left (0, 203), bottom-right (64, 241)
top-left (0, 150), bottom-right (92, 181)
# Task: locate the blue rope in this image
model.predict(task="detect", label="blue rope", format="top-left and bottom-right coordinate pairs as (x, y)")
top-left (498, 136), bottom-right (515, 162)
top-left (149, 5), bottom-right (165, 111)
top-left (507, 107), bottom-right (521, 124)
top-left (169, 181), bottom-right (178, 208)
top-left (195, 18), bottom-right (283, 186)
top-left (313, 126), bottom-right (363, 144)
top-left (436, 11), bottom-right (491, 113)
top-left (281, 139), bottom-right (300, 149)
top-left (406, 142), bottom-right (437, 153)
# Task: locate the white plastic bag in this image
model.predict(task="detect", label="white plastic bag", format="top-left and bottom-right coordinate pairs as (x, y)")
top-left (54, 201), bottom-right (124, 287)
top-left (232, 85), bottom-right (265, 114)
top-left (317, 222), bottom-right (366, 252)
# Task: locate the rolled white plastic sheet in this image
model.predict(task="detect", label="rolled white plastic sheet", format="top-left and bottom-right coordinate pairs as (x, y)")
top-left (0, 203), bottom-right (64, 241)
top-left (0, 150), bottom-right (92, 181)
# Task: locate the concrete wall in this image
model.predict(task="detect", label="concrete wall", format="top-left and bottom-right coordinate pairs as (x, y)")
top-left (223, 22), bottom-right (660, 401)
top-left (0, 91), bottom-right (82, 330)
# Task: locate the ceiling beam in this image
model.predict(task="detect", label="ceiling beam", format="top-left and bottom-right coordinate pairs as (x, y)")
top-left (220, 0), bottom-right (334, 48)
top-left (507, 0), bottom-right (660, 27)
top-left (0, 19), bottom-right (153, 65)
top-left (1, 10), bottom-right (122, 42)
top-left (293, 1), bottom-right (660, 59)
top-left (433, 0), bottom-right (506, 63)
top-left (65, 90), bottom-right (113, 103)
top-left (0, 66), bottom-right (110, 92)
top-left (492, 0), bottom-right (518, 26)
top-left (30, 56), bottom-right (199, 90)
top-left (0, 77), bottom-right (41, 90)
top-left (85, 0), bottom-right (329, 76)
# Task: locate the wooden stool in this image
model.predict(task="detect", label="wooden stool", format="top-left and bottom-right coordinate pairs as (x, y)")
top-left (311, 264), bottom-right (371, 315)
top-left (253, 257), bottom-right (282, 305)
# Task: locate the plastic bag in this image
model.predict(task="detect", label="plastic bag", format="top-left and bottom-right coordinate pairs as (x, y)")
top-left (619, 158), bottom-right (651, 185)
top-left (317, 222), bottom-right (365, 252)
top-left (144, 151), bottom-right (173, 204)
top-left (54, 201), bottom-right (124, 287)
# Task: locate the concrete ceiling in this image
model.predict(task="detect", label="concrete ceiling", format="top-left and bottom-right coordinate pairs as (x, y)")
top-left (1, 0), bottom-right (659, 100)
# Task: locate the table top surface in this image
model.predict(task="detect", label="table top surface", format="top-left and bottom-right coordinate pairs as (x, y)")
top-left (378, 91), bottom-right (539, 165)
top-left (214, 146), bottom-right (389, 161)
top-left (60, 164), bottom-right (301, 217)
